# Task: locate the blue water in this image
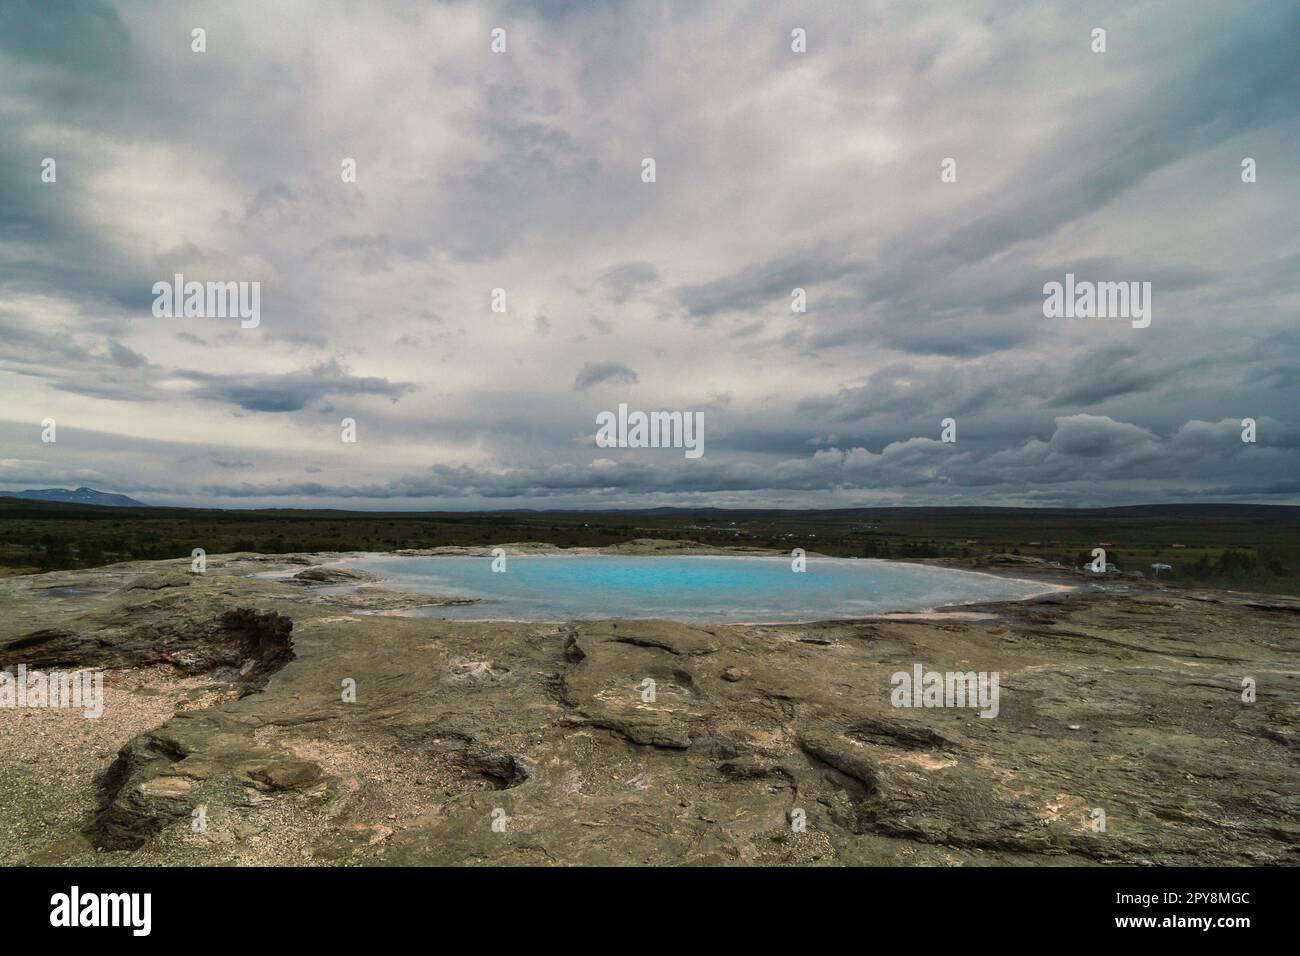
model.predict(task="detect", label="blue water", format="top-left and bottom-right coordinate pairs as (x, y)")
top-left (343, 555), bottom-right (1049, 623)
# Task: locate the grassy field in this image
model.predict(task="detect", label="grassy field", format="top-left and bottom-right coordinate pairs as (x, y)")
top-left (3, 498), bottom-right (1299, 596)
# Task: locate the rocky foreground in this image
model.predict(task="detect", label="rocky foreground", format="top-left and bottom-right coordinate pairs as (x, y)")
top-left (0, 546), bottom-right (1297, 866)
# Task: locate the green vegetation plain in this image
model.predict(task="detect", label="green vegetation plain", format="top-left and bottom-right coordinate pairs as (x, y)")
top-left (2, 498), bottom-right (1298, 596)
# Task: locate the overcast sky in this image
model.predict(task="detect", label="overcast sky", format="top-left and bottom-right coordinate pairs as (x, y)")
top-left (1, 0), bottom-right (1297, 509)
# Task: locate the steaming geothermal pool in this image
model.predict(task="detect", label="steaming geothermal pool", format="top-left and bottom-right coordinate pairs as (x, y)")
top-left (344, 554), bottom-right (1053, 623)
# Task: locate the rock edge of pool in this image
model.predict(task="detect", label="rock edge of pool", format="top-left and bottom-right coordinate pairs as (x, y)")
top-left (330, 548), bottom-right (1072, 624)
top-left (1, 540), bottom-right (1296, 866)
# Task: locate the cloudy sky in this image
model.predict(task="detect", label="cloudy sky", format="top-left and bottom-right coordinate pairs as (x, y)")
top-left (1, 0), bottom-right (1297, 509)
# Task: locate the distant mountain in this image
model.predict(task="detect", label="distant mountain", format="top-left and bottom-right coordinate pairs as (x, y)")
top-left (0, 487), bottom-right (149, 508)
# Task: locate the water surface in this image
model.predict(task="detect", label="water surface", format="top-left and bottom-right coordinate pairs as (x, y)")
top-left (344, 554), bottom-right (1051, 623)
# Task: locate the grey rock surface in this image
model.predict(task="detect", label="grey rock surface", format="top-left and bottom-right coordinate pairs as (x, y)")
top-left (0, 550), bottom-right (1296, 866)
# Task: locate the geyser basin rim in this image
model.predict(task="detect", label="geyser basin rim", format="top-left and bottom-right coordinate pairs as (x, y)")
top-left (334, 553), bottom-right (1066, 624)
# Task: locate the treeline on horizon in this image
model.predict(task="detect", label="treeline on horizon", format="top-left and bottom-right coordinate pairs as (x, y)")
top-left (2, 498), bottom-right (1299, 596)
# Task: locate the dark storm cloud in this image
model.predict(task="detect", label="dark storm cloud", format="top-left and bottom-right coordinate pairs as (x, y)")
top-left (596, 262), bottom-right (660, 304)
top-left (674, 251), bottom-right (856, 321)
top-left (108, 341), bottom-right (148, 368)
top-left (0, 0), bottom-right (135, 105)
top-left (573, 361), bottom-right (638, 391)
top-left (3, 412), bottom-right (1297, 509)
top-left (179, 361), bottom-right (414, 413)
